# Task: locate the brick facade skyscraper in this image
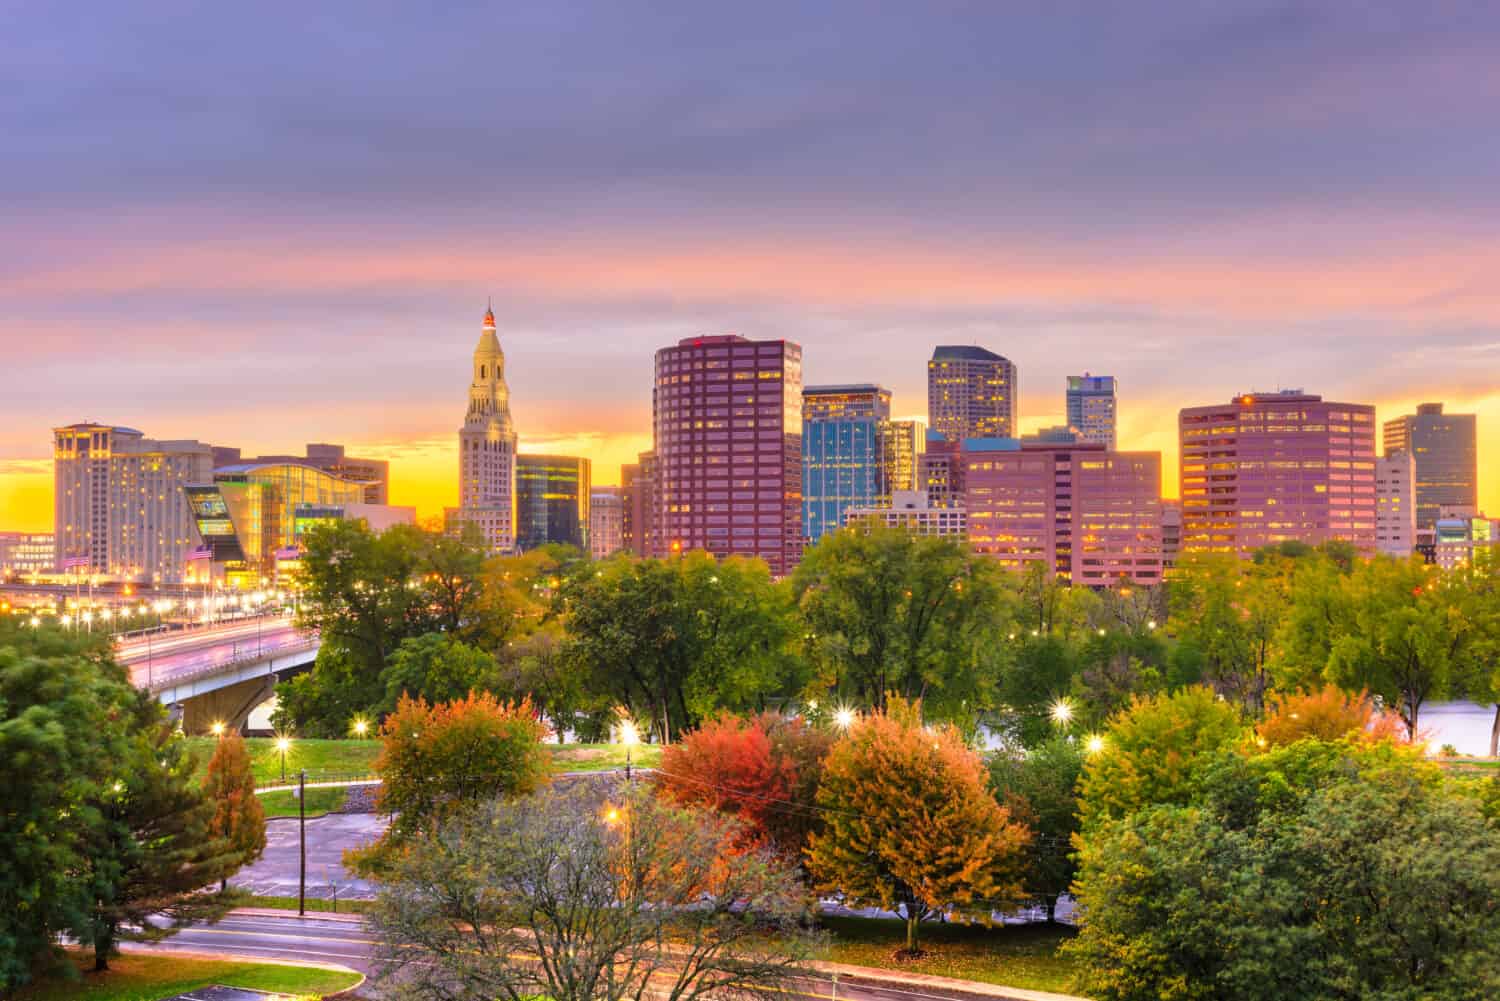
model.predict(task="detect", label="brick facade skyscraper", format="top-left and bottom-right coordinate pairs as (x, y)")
top-left (1179, 391), bottom-right (1377, 556)
top-left (652, 335), bottom-right (802, 575)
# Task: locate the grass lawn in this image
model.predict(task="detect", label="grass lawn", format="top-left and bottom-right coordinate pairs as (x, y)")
top-left (258, 786), bottom-right (348, 818)
top-left (17, 950), bottom-right (360, 1001)
top-left (246, 894), bottom-right (375, 915)
top-left (820, 915), bottom-right (1077, 995)
top-left (185, 737), bottom-right (380, 786)
top-left (548, 742), bottom-right (663, 773)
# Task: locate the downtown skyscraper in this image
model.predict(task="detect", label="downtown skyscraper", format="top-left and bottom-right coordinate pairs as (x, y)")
top-left (927, 345), bottom-right (1017, 441)
top-left (449, 306), bottom-right (519, 552)
top-left (1179, 391), bottom-right (1377, 556)
top-left (1066, 374), bottom-right (1118, 449)
top-left (1382, 403), bottom-right (1477, 530)
top-left (651, 335), bottom-right (802, 575)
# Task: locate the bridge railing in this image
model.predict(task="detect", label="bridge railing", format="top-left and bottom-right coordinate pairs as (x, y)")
top-left (146, 635), bottom-right (320, 693)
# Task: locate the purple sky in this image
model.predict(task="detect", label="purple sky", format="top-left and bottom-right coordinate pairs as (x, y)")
top-left (4, 3), bottom-right (1500, 526)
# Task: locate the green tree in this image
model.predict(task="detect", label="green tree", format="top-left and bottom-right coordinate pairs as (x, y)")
top-left (1077, 686), bottom-right (1244, 831)
top-left (988, 736), bottom-right (1084, 923)
top-left (1166, 553), bottom-right (1287, 715)
top-left (0, 625), bottom-right (134, 990)
top-left (202, 733), bottom-right (267, 892)
top-left (807, 697), bottom-right (1030, 953)
top-left (1067, 742), bottom-right (1500, 1001)
top-left (560, 552), bottom-right (798, 742)
top-left (487, 625), bottom-right (586, 742)
top-left (378, 633), bottom-right (494, 713)
top-left (82, 700), bottom-right (246, 970)
top-left (369, 785), bottom-right (819, 1001)
top-left (1325, 557), bottom-right (1466, 740)
top-left (792, 524), bottom-right (1014, 719)
top-left (995, 635), bottom-right (1076, 747)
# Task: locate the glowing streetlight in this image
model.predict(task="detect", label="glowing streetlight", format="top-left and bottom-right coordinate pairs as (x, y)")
top-left (618, 718), bottom-right (639, 781)
top-left (210, 721), bottom-right (226, 738)
top-left (603, 805), bottom-right (621, 826)
top-left (833, 706), bottom-right (857, 730)
top-left (1050, 699), bottom-right (1075, 727)
top-left (276, 736), bottom-right (292, 782)
top-left (352, 718), bottom-right (369, 738)
top-left (28, 616), bottom-right (40, 628)
top-left (1146, 619), bottom-right (1157, 631)
top-left (1084, 734), bottom-right (1106, 755)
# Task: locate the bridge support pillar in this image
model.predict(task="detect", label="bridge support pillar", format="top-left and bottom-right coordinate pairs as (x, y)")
top-left (177, 674), bottom-right (278, 735)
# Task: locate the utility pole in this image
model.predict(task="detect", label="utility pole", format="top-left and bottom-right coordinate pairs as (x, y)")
top-left (298, 769), bottom-right (307, 916)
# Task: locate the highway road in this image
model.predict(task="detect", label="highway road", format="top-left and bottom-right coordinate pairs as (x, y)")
top-left (116, 617), bottom-right (313, 688)
top-left (128, 910), bottom-right (1058, 1001)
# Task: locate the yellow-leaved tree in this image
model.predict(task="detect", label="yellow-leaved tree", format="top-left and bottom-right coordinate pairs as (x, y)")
top-left (806, 696), bottom-right (1030, 953)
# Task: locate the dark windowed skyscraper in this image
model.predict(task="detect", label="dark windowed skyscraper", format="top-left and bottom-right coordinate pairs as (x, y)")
top-left (1382, 403), bottom-right (1477, 530)
top-left (927, 345), bottom-right (1016, 441)
top-left (515, 454), bottom-right (590, 552)
top-left (652, 335), bottom-right (802, 575)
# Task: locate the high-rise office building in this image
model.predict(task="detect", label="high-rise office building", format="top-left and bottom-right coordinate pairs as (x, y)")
top-left (515, 454), bottom-right (591, 552)
top-left (620, 452), bottom-right (657, 557)
top-left (802, 384), bottom-right (891, 545)
top-left (53, 423), bottom-right (215, 583)
top-left (1179, 391), bottom-right (1377, 557)
top-left (963, 438), bottom-right (1163, 586)
top-left (590, 487), bottom-right (624, 559)
top-left (1375, 451), bottom-right (1416, 558)
top-left (927, 345), bottom-right (1017, 441)
top-left (652, 335), bottom-right (802, 575)
top-left (882, 418), bottom-right (926, 492)
top-left (449, 306), bottom-right (519, 552)
top-left (918, 433), bottom-right (964, 509)
top-left (1382, 403), bottom-right (1477, 530)
top-left (1066, 374), bottom-right (1118, 449)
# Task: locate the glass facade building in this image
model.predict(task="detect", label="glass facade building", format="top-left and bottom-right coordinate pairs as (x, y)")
top-left (515, 454), bottom-right (591, 552)
top-left (1382, 403), bottom-right (1477, 531)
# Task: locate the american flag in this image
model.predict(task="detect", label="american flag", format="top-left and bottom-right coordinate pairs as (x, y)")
top-left (61, 554), bottom-right (89, 570)
top-left (185, 545), bottom-right (213, 562)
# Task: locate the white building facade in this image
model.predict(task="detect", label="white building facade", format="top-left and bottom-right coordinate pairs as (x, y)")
top-left (52, 423), bottom-right (213, 583)
top-left (1375, 450), bottom-right (1416, 558)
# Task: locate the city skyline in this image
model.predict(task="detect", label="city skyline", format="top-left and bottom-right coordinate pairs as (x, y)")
top-left (7, 5), bottom-right (1500, 529)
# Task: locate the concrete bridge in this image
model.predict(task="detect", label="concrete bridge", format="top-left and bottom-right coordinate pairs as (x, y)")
top-left (116, 616), bottom-right (321, 733)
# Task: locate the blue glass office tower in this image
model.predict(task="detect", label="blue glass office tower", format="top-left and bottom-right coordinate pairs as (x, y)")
top-left (802, 385), bottom-right (894, 544)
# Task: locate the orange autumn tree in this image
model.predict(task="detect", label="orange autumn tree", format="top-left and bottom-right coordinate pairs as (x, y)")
top-left (1257, 685), bottom-right (1406, 748)
top-left (807, 696), bottom-right (1030, 954)
top-left (656, 713), bottom-right (831, 856)
top-left (352, 692), bottom-right (550, 874)
top-left (202, 733), bottom-right (266, 891)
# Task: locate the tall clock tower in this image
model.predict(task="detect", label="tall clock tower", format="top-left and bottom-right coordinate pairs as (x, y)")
top-left (450, 305), bottom-right (518, 552)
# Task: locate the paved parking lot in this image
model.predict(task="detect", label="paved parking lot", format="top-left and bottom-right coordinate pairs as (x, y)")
top-left (231, 813), bottom-right (388, 900)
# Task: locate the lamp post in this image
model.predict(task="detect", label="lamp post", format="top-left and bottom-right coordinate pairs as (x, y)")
top-left (276, 736), bottom-right (291, 783)
top-left (620, 719), bottom-right (639, 782)
top-left (298, 768), bottom-right (307, 917)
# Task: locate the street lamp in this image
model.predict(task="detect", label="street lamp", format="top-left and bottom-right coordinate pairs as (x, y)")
top-left (1085, 733), bottom-right (1106, 755)
top-left (1050, 698), bottom-right (1074, 727)
top-left (352, 717), bottom-right (369, 738)
top-left (833, 706), bottom-right (856, 731)
top-left (210, 721), bottom-right (226, 738)
top-left (276, 736), bottom-right (292, 782)
top-left (619, 718), bottom-right (639, 782)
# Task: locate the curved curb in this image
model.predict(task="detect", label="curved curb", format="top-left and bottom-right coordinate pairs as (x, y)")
top-left (116, 944), bottom-right (365, 996)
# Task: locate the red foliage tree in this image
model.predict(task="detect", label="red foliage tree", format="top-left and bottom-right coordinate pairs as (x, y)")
top-left (656, 713), bottom-right (830, 856)
top-left (1258, 685), bottom-right (1406, 748)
